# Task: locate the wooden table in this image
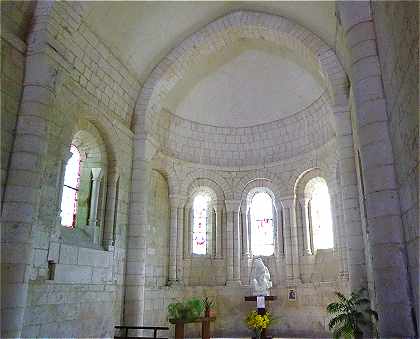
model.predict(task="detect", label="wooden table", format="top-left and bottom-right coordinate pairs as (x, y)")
top-left (169, 317), bottom-right (216, 339)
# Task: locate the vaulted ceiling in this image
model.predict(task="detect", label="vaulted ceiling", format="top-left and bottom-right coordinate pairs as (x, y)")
top-left (83, 1), bottom-right (337, 82)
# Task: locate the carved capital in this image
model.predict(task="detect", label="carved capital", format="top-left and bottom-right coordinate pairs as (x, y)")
top-left (169, 195), bottom-right (187, 208)
top-left (225, 200), bottom-right (240, 213)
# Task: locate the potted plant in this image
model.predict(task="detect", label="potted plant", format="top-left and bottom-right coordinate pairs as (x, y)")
top-left (327, 288), bottom-right (378, 339)
top-left (168, 297), bottom-right (204, 322)
top-left (202, 297), bottom-right (215, 317)
top-left (245, 310), bottom-right (273, 339)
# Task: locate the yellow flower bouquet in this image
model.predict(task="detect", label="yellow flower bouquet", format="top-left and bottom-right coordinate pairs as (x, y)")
top-left (245, 310), bottom-right (273, 339)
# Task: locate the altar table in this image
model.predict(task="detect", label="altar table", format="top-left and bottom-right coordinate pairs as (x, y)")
top-left (169, 316), bottom-right (216, 339)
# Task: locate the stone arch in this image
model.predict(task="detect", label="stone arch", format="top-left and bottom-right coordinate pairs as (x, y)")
top-left (185, 178), bottom-right (225, 208)
top-left (293, 167), bottom-right (337, 255)
top-left (133, 10), bottom-right (349, 137)
top-left (177, 168), bottom-right (233, 200)
top-left (238, 178), bottom-right (282, 210)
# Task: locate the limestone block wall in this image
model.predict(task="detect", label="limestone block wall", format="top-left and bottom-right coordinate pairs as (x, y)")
top-left (2, 1), bottom-right (139, 337)
top-left (144, 136), bottom-right (348, 336)
top-left (0, 1), bottom-right (34, 201)
top-left (145, 170), bottom-right (170, 288)
top-left (372, 2), bottom-right (419, 325)
top-left (144, 284), bottom-right (339, 338)
top-left (155, 92), bottom-right (334, 167)
top-left (23, 246), bottom-right (117, 338)
top-left (42, 2), bottom-right (139, 125)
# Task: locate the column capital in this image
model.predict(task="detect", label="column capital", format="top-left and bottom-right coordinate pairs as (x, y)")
top-left (225, 200), bottom-right (240, 213)
top-left (298, 197), bottom-right (306, 206)
top-left (216, 202), bottom-right (225, 210)
top-left (279, 196), bottom-right (294, 208)
top-left (91, 167), bottom-right (103, 180)
top-left (169, 195), bottom-right (187, 208)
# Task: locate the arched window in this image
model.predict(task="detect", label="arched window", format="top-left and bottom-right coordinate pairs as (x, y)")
top-left (249, 191), bottom-right (274, 256)
top-left (192, 193), bottom-right (211, 255)
top-left (305, 177), bottom-right (334, 250)
top-left (60, 145), bottom-right (81, 227)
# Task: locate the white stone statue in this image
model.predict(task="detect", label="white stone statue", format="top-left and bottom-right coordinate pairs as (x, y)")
top-left (250, 257), bottom-right (272, 296)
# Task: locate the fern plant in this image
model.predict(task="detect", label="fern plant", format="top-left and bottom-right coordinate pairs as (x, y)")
top-left (327, 288), bottom-right (378, 339)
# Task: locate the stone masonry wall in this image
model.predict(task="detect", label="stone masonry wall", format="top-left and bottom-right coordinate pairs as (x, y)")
top-left (0, 1), bottom-right (34, 202)
top-left (372, 1), bottom-right (419, 327)
top-left (156, 92), bottom-right (334, 167)
top-left (2, 1), bottom-right (139, 337)
top-left (144, 136), bottom-right (348, 337)
top-left (145, 170), bottom-right (170, 289)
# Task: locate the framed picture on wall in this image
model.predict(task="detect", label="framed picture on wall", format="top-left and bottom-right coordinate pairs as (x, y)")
top-left (288, 288), bottom-right (297, 301)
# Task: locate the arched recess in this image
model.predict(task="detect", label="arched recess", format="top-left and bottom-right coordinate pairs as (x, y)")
top-left (294, 168), bottom-right (332, 255)
top-left (132, 10), bottom-right (349, 137)
top-left (184, 178), bottom-right (225, 259)
top-left (129, 6), bottom-right (364, 325)
top-left (238, 178), bottom-right (283, 258)
top-left (58, 119), bottom-right (112, 247)
top-left (236, 178), bottom-right (285, 285)
top-left (177, 168), bottom-right (233, 200)
top-left (293, 167), bottom-right (343, 282)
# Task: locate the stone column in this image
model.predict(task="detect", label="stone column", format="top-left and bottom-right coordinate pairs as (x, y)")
top-left (168, 199), bottom-right (178, 284)
top-left (168, 195), bottom-right (186, 284)
top-left (183, 206), bottom-right (191, 258)
top-left (240, 204), bottom-right (251, 284)
top-left (275, 198), bottom-right (285, 257)
top-left (124, 136), bottom-right (156, 327)
top-left (1, 3), bottom-right (57, 336)
top-left (332, 191), bottom-right (349, 280)
top-left (176, 200), bottom-right (185, 283)
top-left (299, 198), bottom-right (312, 255)
top-left (241, 205), bottom-right (250, 256)
top-left (233, 208), bottom-right (241, 281)
top-left (89, 168), bottom-right (103, 245)
top-left (103, 170), bottom-right (119, 249)
top-left (281, 197), bottom-right (300, 285)
top-left (225, 200), bottom-right (241, 285)
top-left (337, 3), bottom-right (415, 336)
top-left (215, 204), bottom-right (223, 258)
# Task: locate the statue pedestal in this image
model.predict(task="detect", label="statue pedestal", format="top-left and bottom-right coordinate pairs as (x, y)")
top-left (245, 296), bottom-right (277, 339)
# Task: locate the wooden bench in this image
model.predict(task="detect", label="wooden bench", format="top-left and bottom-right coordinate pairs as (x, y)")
top-left (114, 325), bottom-right (169, 339)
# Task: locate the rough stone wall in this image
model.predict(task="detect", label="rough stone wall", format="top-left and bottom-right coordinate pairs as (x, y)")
top-left (0, 1), bottom-right (34, 201)
top-left (372, 1), bottom-right (419, 327)
top-left (2, 1), bottom-right (139, 337)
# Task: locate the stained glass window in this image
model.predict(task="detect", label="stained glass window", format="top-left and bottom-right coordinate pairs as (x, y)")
top-left (250, 192), bottom-right (274, 256)
top-left (60, 145), bottom-right (81, 227)
top-left (307, 177), bottom-right (334, 249)
top-left (192, 193), bottom-right (211, 255)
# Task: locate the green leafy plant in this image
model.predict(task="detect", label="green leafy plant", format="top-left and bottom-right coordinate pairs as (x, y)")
top-left (168, 298), bottom-right (204, 322)
top-left (327, 288), bottom-right (378, 339)
top-left (202, 297), bottom-right (215, 317)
